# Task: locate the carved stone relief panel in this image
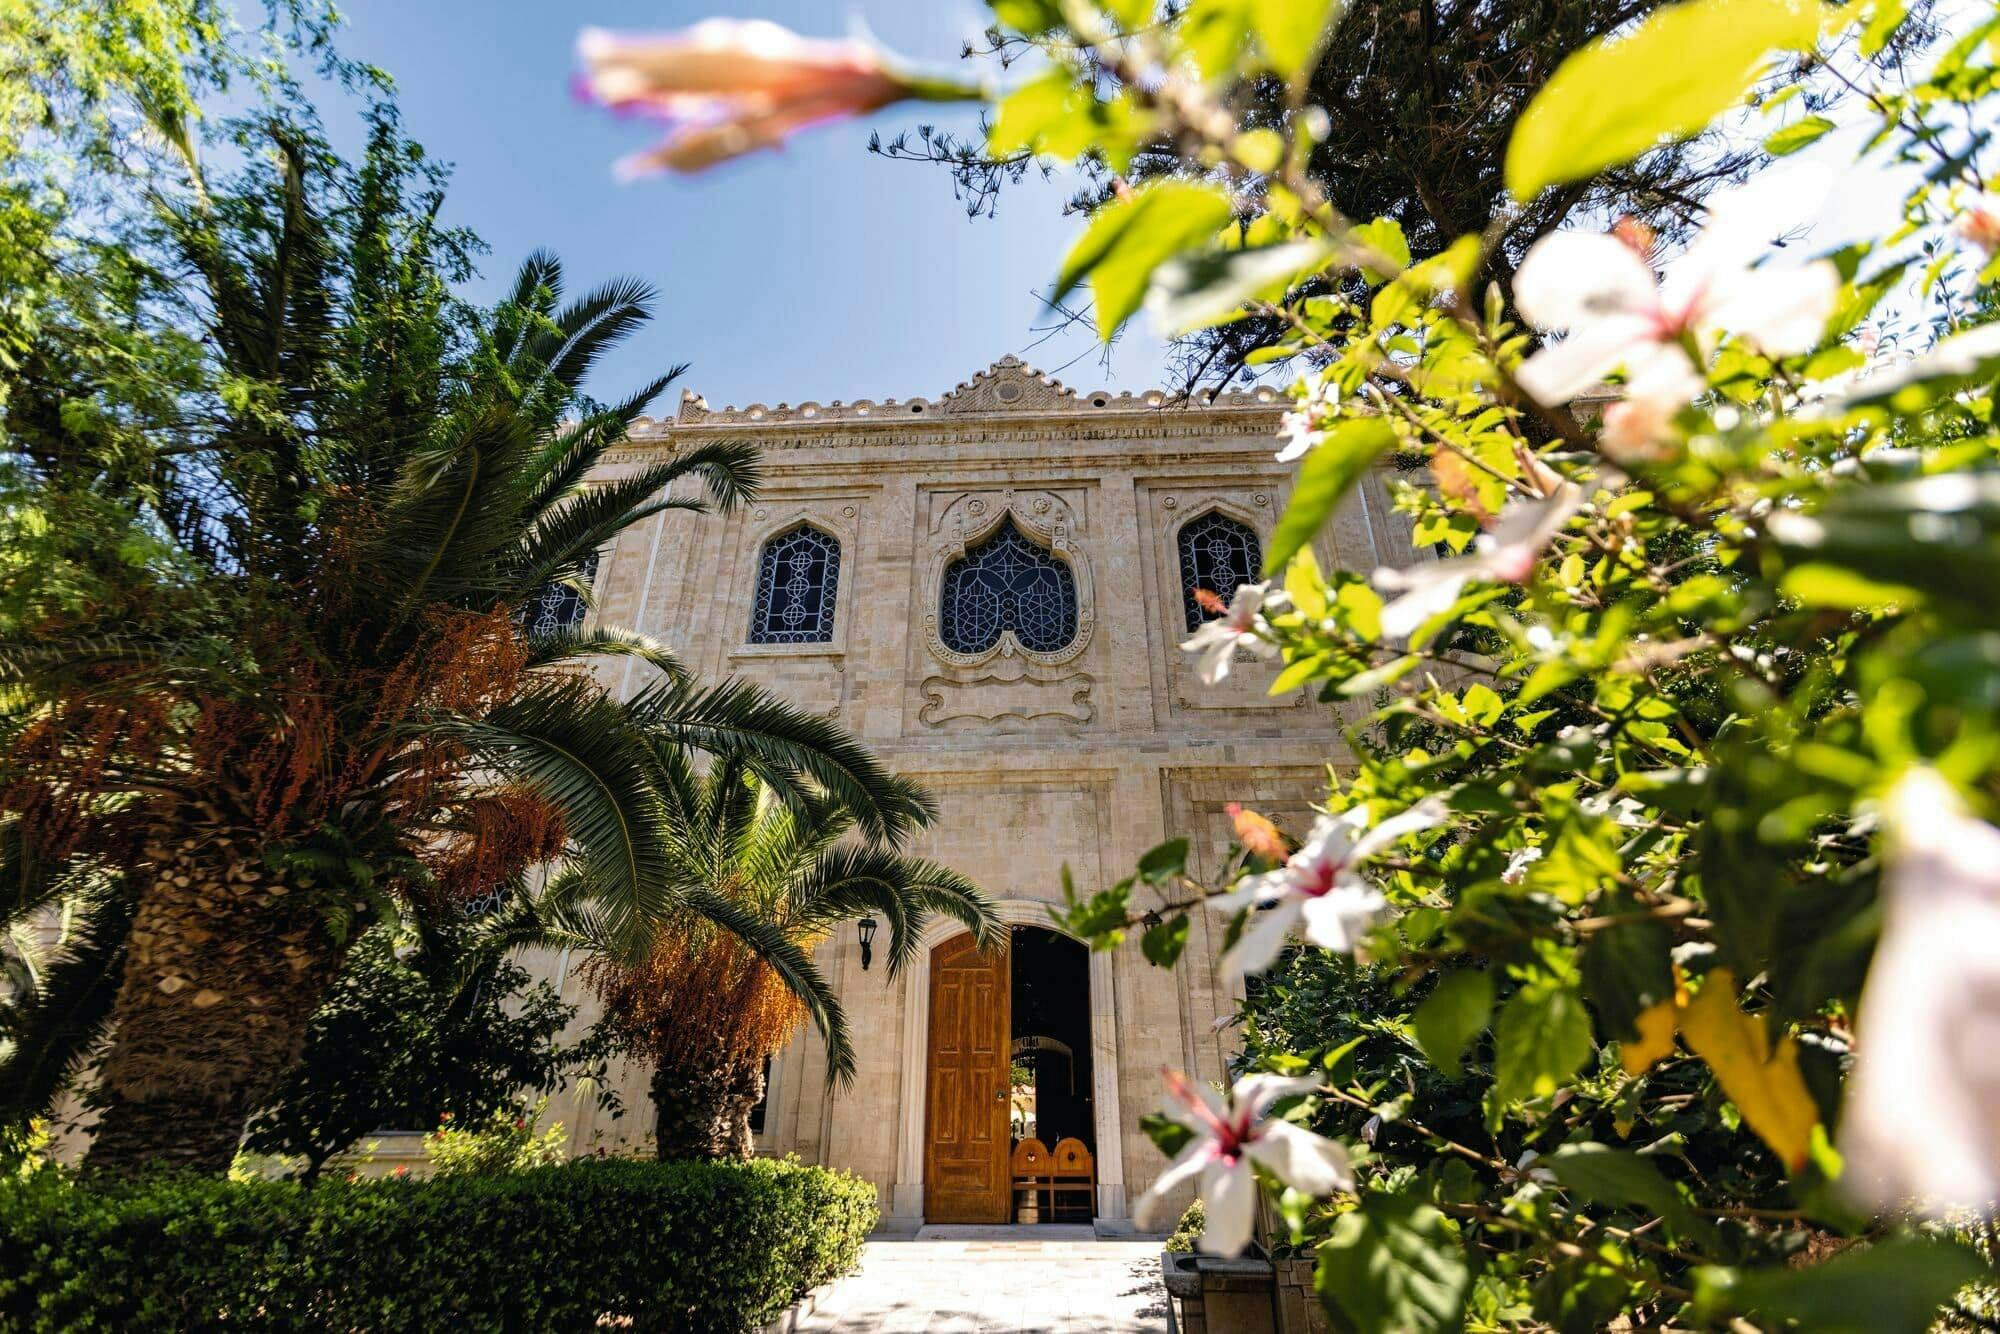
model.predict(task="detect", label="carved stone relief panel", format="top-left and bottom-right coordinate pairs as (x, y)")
top-left (912, 487), bottom-right (1097, 731)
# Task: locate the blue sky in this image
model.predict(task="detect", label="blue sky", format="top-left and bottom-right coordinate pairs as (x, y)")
top-left (303, 0), bottom-right (1172, 415)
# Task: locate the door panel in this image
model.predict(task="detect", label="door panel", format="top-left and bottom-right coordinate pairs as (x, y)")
top-left (924, 930), bottom-right (1011, 1223)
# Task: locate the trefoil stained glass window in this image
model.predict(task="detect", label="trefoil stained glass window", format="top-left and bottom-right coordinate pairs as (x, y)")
top-left (750, 525), bottom-right (840, 644)
top-left (1178, 511), bottom-right (1261, 632)
top-left (526, 550), bottom-right (600, 637)
top-left (938, 519), bottom-right (1078, 655)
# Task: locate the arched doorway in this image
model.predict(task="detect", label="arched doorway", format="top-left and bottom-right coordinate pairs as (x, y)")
top-left (891, 902), bottom-right (1127, 1226)
top-left (920, 924), bottom-right (1098, 1224)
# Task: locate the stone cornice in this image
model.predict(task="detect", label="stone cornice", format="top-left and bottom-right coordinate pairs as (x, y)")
top-left (609, 354), bottom-right (1286, 459)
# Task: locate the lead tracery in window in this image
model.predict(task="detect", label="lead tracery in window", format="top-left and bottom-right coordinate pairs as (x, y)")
top-left (937, 519), bottom-right (1078, 655)
top-left (750, 524), bottom-right (840, 645)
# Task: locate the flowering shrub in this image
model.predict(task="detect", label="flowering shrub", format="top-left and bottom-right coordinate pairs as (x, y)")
top-left (424, 1100), bottom-right (570, 1178)
top-left (583, 0), bottom-right (2000, 1326)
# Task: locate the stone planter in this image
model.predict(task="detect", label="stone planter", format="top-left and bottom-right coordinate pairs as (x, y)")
top-left (1274, 1255), bottom-right (1338, 1334)
top-left (1162, 1248), bottom-right (1277, 1334)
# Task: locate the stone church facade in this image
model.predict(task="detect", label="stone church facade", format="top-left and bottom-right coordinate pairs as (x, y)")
top-left (542, 357), bottom-right (1417, 1228)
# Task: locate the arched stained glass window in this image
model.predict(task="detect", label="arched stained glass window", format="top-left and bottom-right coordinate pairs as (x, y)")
top-left (938, 519), bottom-right (1078, 655)
top-left (1178, 511), bottom-right (1262, 632)
top-left (750, 525), bottom-right (840, 644)
top-left (526, 550), bottom-right (600, 637)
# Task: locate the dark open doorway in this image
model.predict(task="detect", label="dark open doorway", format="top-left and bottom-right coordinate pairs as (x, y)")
top-left (1009, 926), bottom-right (1095, 1222)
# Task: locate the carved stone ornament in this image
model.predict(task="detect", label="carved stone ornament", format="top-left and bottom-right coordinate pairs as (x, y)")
top-left (922, 491), bottom-right (1094, 671)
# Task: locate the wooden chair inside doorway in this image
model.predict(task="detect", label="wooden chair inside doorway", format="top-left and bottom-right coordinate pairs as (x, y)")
top-left (1049, 1137), bottom-right (1095, 1221)
top-left (1010, 1137), bottom-right (1052, 1223)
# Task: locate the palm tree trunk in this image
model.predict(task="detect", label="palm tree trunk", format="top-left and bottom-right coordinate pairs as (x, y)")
top-left (651, 1049), bottom-right (764, 1161)
top-left (86, 832), bottom-right (348, 1177)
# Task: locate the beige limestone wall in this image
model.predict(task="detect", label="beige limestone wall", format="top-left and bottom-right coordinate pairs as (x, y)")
top-left (541, 358), bottom-right (1421, 1227)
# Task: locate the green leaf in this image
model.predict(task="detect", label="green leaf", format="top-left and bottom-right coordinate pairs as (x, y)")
top-left (1138, 837), bottom-right (1191, 883)
top-left (1316, 1190), bottom-right (1471, 1333)
top-left (1054, 182), bottom-right (1235, 339)
top-left (989, 69), bottom-right (1096, 160)
top-left (990, 0), bottom-right (1065, 35)
top-left (1343, 216), bottom-right (1412, 280)
top-left (1578, 903), bottom-right (1677, 1042)
top-left (1147, 239), bottom-right (1329, 334)
top-left (1251, 0), bottom-right (1345, 77)
top-left (1264, 418), bottom-right (1396, 573)
top-left (1780, 563), bottom-right (1922, 610)
top-left (1546, 1144), bottom-right (1713, 1246)
top-left (1764, 114), bottom-right (1836, 156)
top-left (1492, 979), bottom-right (1593, 1105)
top-left (1141, 1109), bottom-right (1196, 1156)
top-left (1413, 970), bottom-right (1493, 1076)
top-left (1461, 683), bottom-right (1505, 726)
top-left (1270, 652), bottom-right (1329, 696)
top-left (1141, 913), bottom-right (1193, 967)
top-left (1505, 0), bottom-right (1820, 200)
top-left (1695, 1236), bottom-right (1987, 1334)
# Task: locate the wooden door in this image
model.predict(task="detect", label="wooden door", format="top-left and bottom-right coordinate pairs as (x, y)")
top-left (924, 930), bottom-right (1011, 1223)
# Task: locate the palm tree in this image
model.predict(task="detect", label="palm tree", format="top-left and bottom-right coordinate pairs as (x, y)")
top-left (0, 110), bottom-right (922, 1175)
top-left (568, 760), bottom-right (997, 1160)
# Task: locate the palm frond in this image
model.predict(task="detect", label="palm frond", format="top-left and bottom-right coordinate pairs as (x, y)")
top-left (521, 369), bottom-right (686, 518)
top-left (523, 627), bottom-right (688, 686)
top-left (629, 678), bottom-right (933, 848)
top-left (789, 848), bottom-right (996, 977)
top-left (0, 888), bottom-right (135, 1125)
top-left (455, 678), bottom-right (674, 946)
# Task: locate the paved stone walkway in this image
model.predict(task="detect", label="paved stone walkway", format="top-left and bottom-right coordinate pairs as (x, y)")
top-left (793, 1225), bottom-right (1169, 1333)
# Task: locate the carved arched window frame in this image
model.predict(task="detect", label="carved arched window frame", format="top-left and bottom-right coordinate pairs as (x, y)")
top-left (1176, 508), bottom-right (1264, 632)
top-left (922, 494), bottom-right (1094, 669)
top-left (749, 522), bottom-right (842, 645)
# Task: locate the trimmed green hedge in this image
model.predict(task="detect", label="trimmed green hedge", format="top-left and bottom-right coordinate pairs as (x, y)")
top-left (0, 1157), bottom-right (877, 1332)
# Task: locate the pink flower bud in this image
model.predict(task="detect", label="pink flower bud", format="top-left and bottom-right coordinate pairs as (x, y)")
top-left (1956, 193), bottom-right (2000, 256)
top-left (576, 20), bottom-right (917, 176)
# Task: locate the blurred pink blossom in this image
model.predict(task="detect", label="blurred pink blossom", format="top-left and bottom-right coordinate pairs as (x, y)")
top-left (576, 20), bottom-right (923, 176)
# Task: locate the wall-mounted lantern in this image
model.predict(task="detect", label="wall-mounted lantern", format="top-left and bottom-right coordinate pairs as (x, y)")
top-left (857, 915), bottom-right (879, 971)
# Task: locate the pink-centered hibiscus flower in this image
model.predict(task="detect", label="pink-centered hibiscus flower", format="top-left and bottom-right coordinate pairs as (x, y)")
top-left (1371, 484), bottom-right (1584, 642)
top-left (1511, 215), bottom-right (1838, 409)
top-left (576, 21), bottom-right (950, 177)
top-left (1840, 768), bottom-right (2000, 1216)
top-left (1276, 371), bottom-right (1340, 462)
top-left (1134, 1069), bottom-right (1353, 1256)
top-left (1210, 798), bottom-right (1448, 978)
top-left (1180, 582), bottom-right (1281, 685)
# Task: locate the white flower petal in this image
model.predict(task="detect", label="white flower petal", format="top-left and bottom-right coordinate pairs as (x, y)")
top-left (1488, 483), bottom-right (1586, 554)
top-left (1207, 869), bottom-right (1292, 914)
top-left (1205, 639), bottom-right (1243, 685)
top-left (1376, 568), bottom-right (1474, 643)
top-left (1220, 897), bottom-right (1305, 978)
top-left (1198, 1161), bottom-right (1259, 1256)
top-left (1134, 1137), bottom-right (1214, 1232)
top-left (1245, 1119), bottom-right (1353, 1197)
top-left (1670, 161), bottom-right (1837, 303)
top-left (1706, 261), bottom-right (1840, 358)
top-left (1298, 884), bottom-right (1388, 953)
top-left (1234, 1073), bottom-right (1323, 1121)
top-left (1513, 231), bottom-right (1660, 332)
top-left (1516, 317), bottom-right (1659, 406)
top-left (1840, 769), bottom-right (2000, 1215)
top-left (1347, 796), bottom-right (1450, 863)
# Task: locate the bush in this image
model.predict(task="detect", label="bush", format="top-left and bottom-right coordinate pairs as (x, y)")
top-left (424, 1100), bottom-right (570, 1178)
top-left (0, 1156), bottom-right (877, 1332)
